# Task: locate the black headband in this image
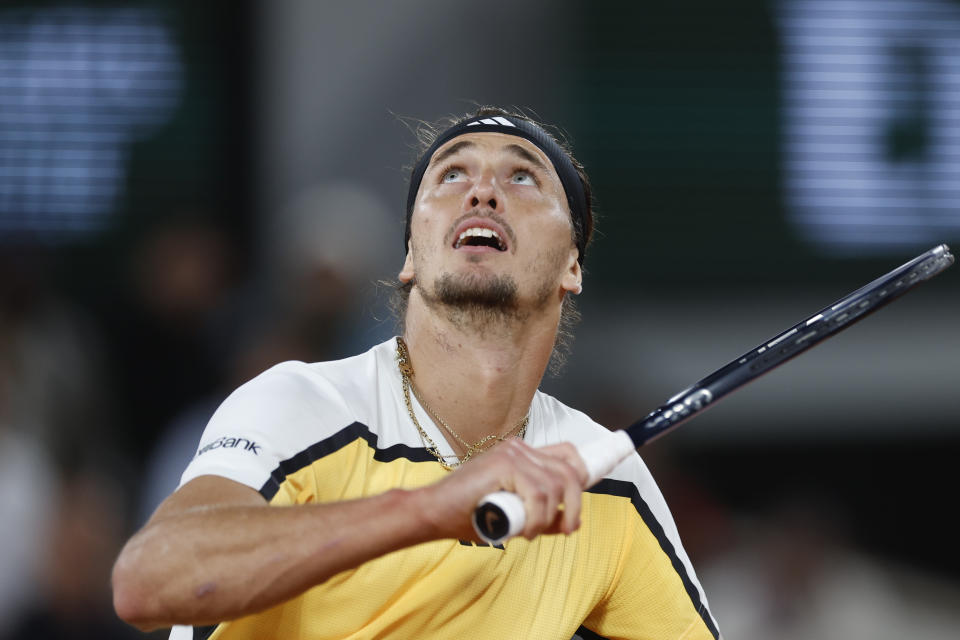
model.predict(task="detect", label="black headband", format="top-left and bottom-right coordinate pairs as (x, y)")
top-left (405, 115), bottom-right (589, 265)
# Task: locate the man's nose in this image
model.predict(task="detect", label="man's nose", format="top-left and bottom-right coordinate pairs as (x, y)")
top-left (465, 171), bottom-right (501, 212)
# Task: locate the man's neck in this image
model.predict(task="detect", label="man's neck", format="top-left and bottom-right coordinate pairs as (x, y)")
top-left (401, 289), bottom-right (560, 453)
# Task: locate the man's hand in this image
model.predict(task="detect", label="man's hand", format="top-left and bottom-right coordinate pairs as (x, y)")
top-left (417, 438), bottom-right (589, 542)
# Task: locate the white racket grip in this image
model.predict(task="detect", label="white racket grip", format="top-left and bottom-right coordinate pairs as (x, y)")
top-left (580, 429), bottom-right (636, 487)
top-left (472, 430), bottom-right (636, 546)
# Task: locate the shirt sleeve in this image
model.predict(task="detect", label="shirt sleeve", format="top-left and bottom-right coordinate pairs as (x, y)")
top-left (178, 361), bottom-right (352, 493)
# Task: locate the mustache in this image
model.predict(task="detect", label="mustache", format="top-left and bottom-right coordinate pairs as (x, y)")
top-left (444, 210), bottom-right (517, 249)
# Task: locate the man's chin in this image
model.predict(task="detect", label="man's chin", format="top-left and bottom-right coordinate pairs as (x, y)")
top-left (431, 271), bottom-right (519, 311)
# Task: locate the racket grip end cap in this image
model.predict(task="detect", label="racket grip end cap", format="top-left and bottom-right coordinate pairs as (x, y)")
top-left (473, 491), bottom-right (525, 546)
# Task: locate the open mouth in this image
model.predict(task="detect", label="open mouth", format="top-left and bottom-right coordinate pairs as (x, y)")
top-left (453, 227), bottom-right (507, 251)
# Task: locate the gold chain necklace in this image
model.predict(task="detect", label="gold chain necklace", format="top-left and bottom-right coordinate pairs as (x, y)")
top-left (396, 337), bottom-right (529, 470)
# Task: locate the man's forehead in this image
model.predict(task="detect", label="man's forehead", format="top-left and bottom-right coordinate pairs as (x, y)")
top-left (428, 132), bottom-right (555, 172)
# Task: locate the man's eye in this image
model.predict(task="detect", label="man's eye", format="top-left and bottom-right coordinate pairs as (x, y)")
top-left (511, 170), bottom-right (536, 185)
top-left (442, 169), bottom-right (466, 183)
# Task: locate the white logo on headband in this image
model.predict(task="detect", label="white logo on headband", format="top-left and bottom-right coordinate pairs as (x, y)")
top-left (467, 117), bottom-right (515, 127)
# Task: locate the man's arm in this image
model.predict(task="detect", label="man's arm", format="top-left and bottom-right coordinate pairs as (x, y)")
top-left (111, 439), bottom-right (586, 632)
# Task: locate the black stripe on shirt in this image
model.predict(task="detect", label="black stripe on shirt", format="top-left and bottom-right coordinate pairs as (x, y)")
top-left (573, 624), bottom-right (609, 639)
top-left (192, 624), bottom-right (217, 640)
top-left (586, 478), bottom-right (720, 640)
top-left (255, 423), bottom-right (719, 639)
top-left (259, 421), bottom-right (435, 501)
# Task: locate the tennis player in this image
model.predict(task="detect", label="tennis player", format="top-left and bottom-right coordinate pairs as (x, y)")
top-left (112, 107), bottom-right (721, 639)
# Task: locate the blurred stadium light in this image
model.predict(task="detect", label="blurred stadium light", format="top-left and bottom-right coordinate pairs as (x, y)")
top-left (779, 0), bottom-right (960, 254)
top-left (0, 6), bottom-right (182, 241)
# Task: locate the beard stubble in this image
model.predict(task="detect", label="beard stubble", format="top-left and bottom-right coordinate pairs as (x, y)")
top-left (418, 246), bottom-right (567, 335)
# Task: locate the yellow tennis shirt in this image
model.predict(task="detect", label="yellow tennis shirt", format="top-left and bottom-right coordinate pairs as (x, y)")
top-left (170, 339), bottom-right (720, 640)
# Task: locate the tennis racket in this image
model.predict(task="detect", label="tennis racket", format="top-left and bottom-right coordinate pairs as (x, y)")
top-left (473, 244), bottom-right (955, 545)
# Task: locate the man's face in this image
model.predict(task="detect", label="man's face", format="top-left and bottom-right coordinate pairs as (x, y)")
top-left (400, 132), bottom-right (582, 319)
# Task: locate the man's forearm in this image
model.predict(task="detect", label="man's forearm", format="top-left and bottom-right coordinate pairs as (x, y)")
top-left (112, 487), bottom-right (432, 631)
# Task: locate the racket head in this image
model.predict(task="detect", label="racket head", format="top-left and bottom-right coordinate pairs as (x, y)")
top-left (627, 244), bottom-right (954, 446)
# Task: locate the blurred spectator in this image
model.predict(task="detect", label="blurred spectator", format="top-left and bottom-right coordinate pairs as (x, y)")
top-left (137, 183), bottom-right (400, 521)
top-left (0, 248), bottom-right (111, 460)
top-left (0, 247), bottom-right (113, 635)
top-left (0, 427), bottom-right (54, 637)
top-left (1, 467), bottom-right (137, 640)
top-left (246, 181), bottom-right (400, 369)
top-left (701, 496), bottom-right (960, 640)
top-left (102, 216), bottom-right (236, 461)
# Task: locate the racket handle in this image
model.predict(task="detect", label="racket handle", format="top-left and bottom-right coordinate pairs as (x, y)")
top-left (472, 430), bottom-right (636, 545)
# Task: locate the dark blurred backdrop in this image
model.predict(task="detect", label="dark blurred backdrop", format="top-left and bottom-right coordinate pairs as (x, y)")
top-left (1, 1), bottom-right (958, 639)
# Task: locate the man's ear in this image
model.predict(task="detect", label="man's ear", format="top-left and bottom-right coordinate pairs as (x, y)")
top-left (398, 243), bottom-right (415, 283)
top-left (561, 248), bottom-right (582, 295)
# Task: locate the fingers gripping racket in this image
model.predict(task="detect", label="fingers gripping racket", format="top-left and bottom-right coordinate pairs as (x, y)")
top-left (473, 244), bottom-right (955, 545)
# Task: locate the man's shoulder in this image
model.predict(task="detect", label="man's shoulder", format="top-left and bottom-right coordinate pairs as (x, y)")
top-left (247, 338), bottom-right (396, 402)
top-left (180, 339), bottom-right (401, 491)
top-left (533, 390), bottom-right (609, 444)
top-left (207, 338), bottom-right (397, 441)
top-left (534, 390), bottom-right (654, 488)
